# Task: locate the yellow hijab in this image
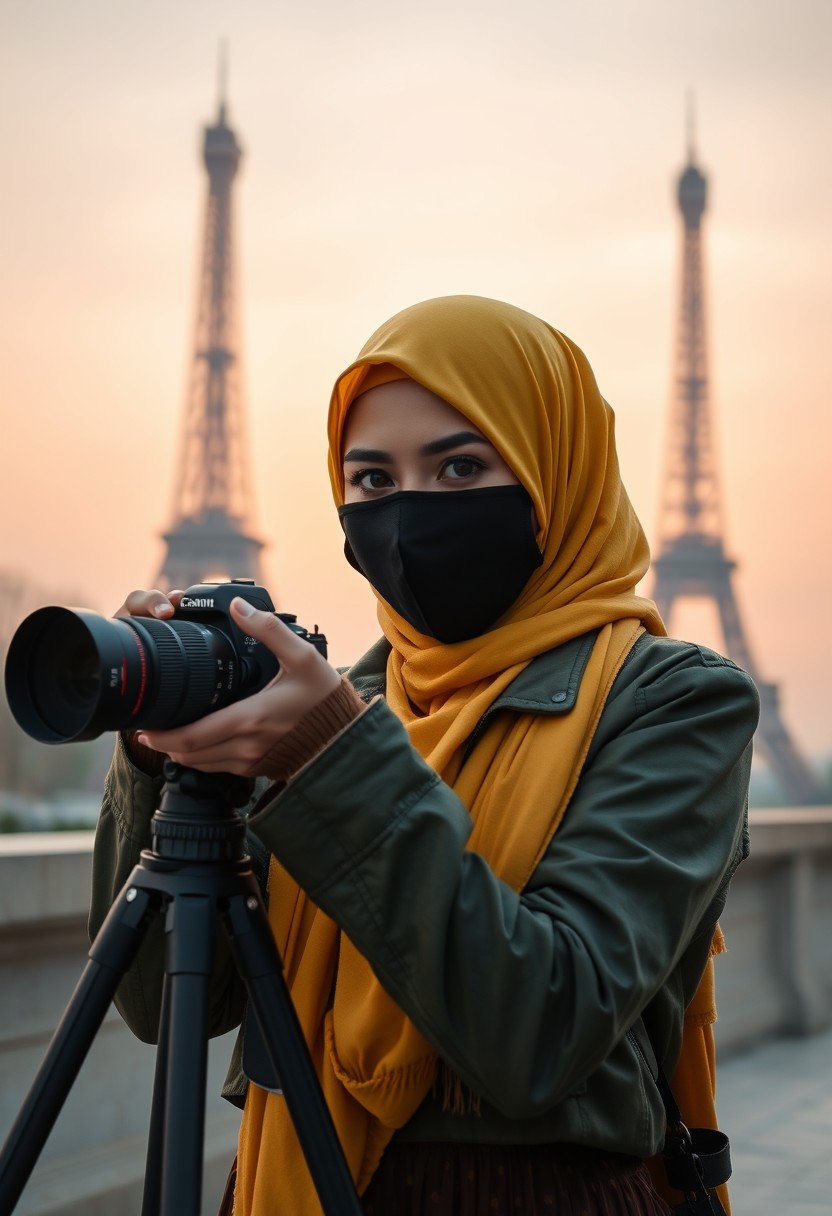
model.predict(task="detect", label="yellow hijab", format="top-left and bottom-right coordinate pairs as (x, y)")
top-left (236, 296), bottom-right (724, 1214)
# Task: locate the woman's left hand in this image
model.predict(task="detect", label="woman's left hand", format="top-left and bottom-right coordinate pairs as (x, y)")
top-left (136, 597), bottom-right (341, 776)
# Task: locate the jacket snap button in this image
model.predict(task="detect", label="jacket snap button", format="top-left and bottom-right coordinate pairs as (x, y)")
top-left (551, 692), bottom-right (567, 703)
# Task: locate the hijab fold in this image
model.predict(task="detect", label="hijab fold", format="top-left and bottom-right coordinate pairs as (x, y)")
top-left (236, 297), bottom-right (724, 1215)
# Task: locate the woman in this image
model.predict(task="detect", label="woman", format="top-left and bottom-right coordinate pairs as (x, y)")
top-left (91, 295), bottom-right (760, 1215)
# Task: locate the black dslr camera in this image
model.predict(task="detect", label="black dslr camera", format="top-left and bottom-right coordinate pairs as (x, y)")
top-left (4, 579), bottom-right (327, 745)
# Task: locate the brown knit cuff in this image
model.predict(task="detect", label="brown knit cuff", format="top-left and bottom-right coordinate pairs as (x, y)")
top-left (253, 676), bottom-right (366, 782)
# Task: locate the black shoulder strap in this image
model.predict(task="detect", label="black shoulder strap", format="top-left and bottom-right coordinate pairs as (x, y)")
top-left (656, 1062), bottom-right (731, 1216)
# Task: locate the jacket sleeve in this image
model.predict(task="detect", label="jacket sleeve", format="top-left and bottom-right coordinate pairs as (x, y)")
top-left (88, 738), bottom-right (259, 1043)
top-left (247, 642), bottom-right (759, 1119)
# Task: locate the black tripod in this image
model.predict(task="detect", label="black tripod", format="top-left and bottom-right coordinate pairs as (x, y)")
top-left (0, 763), bottom-right (364, 1216)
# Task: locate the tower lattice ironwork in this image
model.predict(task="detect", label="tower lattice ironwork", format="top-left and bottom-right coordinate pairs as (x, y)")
top-left (651, 125), bottom-right (822, 805)
top-left (156, 74), bottom-right (264, 591)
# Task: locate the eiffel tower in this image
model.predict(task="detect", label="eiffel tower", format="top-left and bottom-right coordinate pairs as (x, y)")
top-left (156, 64), bottom-right (265, 591)
top-left (651, 117), bottom-right (822, 805)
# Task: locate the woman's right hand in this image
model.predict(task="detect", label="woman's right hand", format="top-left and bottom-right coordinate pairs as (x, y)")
top-left (114, 588), bottom-right (184, 620)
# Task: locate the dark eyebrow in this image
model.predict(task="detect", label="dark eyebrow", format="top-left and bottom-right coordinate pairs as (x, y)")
top-left (419, 431), bottom-right (489, 457)
top-left (343, 432), bottom-right (489, 463)
top-left (343, 447), bottom-right (393, 463)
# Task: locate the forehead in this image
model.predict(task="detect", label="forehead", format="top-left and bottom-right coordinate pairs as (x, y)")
top-left (342, 380), bottom-right (478, 451)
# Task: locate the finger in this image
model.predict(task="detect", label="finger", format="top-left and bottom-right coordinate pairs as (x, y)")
top-left (167, 748), bottom-right (242, 771)
top-left (172, 757), bottom-right (246, 774)
top-left (139, 700), bottom-right (264, 756)
top-left (140, 721), bottom-right (276, 772)
top-left (115, 589), bottom-right (176, 619)
top-left (230, 598), bottom-right (320, 666)
top-left (135, 728), bottom-right (225, 771)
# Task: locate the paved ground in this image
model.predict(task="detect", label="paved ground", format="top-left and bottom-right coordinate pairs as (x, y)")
top-left (715, 1025), bottom-right (832, 1214)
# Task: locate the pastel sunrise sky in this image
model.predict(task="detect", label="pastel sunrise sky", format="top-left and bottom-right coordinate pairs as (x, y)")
top-left (1, 0), bottom-right (829, 756)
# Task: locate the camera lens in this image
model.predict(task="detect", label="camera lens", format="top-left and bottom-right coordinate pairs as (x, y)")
top-left (27, 612), bottom-right (101, 738)
top-left (5, 607), bottom-right (238, 743)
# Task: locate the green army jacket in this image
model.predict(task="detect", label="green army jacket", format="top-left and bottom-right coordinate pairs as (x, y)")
top-left (89, 630), bottom-right (759, 1159)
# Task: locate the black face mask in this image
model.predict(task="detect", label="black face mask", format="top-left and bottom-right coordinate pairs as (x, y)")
top-left (338, 485), bottom-right (543, 643)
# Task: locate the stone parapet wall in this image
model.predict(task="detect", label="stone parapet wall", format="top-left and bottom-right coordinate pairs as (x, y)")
top-left (715, 808), bottom-right (832, 1051)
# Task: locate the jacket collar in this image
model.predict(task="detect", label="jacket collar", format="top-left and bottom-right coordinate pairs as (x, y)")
top-left (346, 630), bottom-right (600, 719)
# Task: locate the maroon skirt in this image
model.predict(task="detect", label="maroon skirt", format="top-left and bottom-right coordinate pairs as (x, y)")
top-left (360, 1141), bottom-right (672, 1216)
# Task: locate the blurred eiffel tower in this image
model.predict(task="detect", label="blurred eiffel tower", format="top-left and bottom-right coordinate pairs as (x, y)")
top-left (156, 55), bottom-right (265, 591)
top-left (651, 109), bottom-right (822, 804)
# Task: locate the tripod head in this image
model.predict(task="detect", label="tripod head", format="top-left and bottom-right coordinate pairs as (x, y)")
top-left (148, 761), bottom-right (253, 866)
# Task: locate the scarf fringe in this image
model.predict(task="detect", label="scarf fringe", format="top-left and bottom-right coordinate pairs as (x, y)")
top-left (710, 925), bottom-right (727, 957)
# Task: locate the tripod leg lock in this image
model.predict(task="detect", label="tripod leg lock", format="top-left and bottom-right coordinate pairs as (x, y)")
top-left (89, 885), bottom-right (155, 970)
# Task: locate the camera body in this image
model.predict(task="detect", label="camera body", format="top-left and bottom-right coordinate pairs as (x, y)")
top-left (5, 578), bottom-right (327, 744)
top-left (172, 578), bottom-right (326, 705)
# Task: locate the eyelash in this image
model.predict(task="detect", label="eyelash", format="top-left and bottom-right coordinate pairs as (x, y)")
top-left (346, 456), bottom-right (487, 494)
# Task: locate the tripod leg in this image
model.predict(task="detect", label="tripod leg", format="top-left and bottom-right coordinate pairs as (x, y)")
top-left (158, 893), bottom-right (214, 1216)
top-left (141, 976), bottom-right (172, 1216)
top-left (0, 884), bottom-right (156, 1216)
top-left (224, 889), bottom-right (364, 1216)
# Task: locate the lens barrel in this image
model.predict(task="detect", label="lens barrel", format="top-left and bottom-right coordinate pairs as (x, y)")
top-left (5, 607), bottom-right (239, 743)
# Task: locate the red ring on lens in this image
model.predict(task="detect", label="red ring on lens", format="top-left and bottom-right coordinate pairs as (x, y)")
top-left (128, 630), bottom-right (148, 717)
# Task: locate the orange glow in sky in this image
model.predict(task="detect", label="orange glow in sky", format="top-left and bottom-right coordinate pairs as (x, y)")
top-left (1, 1), bottom-right (829, 756)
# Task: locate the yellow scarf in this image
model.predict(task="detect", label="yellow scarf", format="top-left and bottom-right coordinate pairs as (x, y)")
top-left (236, 296), bottom-right (726, 1214)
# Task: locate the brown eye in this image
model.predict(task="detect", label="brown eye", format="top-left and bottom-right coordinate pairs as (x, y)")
top-left (348, 468), bottom-right (394, 493)
top-left (441, 457), bottom-right (485, 481)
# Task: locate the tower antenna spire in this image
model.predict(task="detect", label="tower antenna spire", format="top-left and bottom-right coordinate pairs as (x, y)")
top-left (685, 89), bottom-right (697, 164)
top-left (217, 39), bottom-right (229, 124)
